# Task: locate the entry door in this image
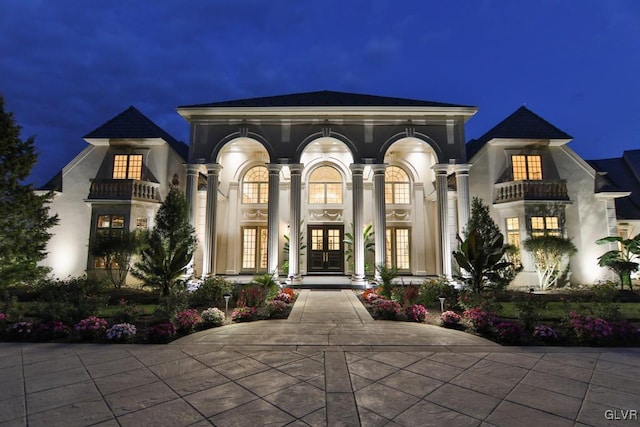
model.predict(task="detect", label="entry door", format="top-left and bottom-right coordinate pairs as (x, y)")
top-left (308, 225), bottom-right (344, 273)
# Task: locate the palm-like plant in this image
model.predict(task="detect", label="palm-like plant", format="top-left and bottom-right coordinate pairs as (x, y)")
top-left (344, 223), bottom-right (375, 274)
top-left (596, 233), bottom-right (640, 290)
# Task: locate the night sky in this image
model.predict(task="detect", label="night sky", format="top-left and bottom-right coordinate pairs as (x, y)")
top-left (1, 1), bottom-right (639, 186)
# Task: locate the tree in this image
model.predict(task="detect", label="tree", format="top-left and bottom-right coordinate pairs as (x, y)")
top-left (453, 229), bottom-right (512, 294)
top-left (0, 96), bottom-right (58, 288)
top-left (132, 187), bottom-right (196, 297)
top-left (596, 233), bottom-right (640, 290)
top-left (523, 236), bottom-right (577, 290)
top-left (89, 230), bottom-right (143, 288)
top-left (464, 197), bottom-right (501, 251)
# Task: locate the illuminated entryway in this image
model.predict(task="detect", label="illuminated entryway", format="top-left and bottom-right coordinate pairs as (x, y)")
top-left (308, 225), bottom-right (344, 273)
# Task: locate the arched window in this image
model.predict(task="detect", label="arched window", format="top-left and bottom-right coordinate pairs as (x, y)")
top-left (242, 166), bottom-right (268, 204)
top-left (385, 166), bottom-right (410, 204)
top-left (308, 166), bottom-right (343, 204)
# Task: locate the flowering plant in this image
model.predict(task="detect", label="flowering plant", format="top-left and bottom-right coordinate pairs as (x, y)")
top-left (609, 319), bottom-right (640, 345)
top-left (463, 307), bottom-right (496, 333)
top-left (281, 288), bottom-right (296, 300)
top-left (35, 320), bottom-right (70, 340)
top-left (267, 300), bottom-right (288, 317)
top-left (147, 322), bottom-right (176, 343)
top-left (175, 309), bottom-right (203, 333)
top-left (494, 321), bottom-right (525, 344)
top-left (10, 321), bottom-right (33, 340)
top-left (0, 313), bottom-right (7, 322)
top-left (274, 292), bottom-right (292, 304)
top-left (106, 323), bottom-right (137, 342)
top-left (405, 304), bottom-right (428, 322)
top-left (362, 289), bottom-right (380, 302)
top-left (568, 311), bottom-right (612, 344)
top-left (201, 307), bottom-right (226, 327)
top-left (440, 310), bottom-right (462, 327)
top-left (533, 325), bottom-right (559, 342)
top-left (371, 299), bottom-right (401, 320)
top-left (232, 306), bottom-right (257, 322)
top-left (74, 316), bottom-right (108, 340)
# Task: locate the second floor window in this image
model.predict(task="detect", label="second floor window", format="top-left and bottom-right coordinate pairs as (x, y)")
top-left (242, 166), bottom-right (269, 204)
top-left (309, 166), bottom-right (343, 204)
top-left (385, 166), bottom-right (410, 204)
top-left (512, 155), bottom-right (542, 180)
top-left (113, 154), bottom-right (143, 180)
top-left (530, 216), bottom-right (560, 237)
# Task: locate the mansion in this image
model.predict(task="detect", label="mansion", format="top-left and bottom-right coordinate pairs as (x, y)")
top-left (40, 91), bottom-right (640, 287)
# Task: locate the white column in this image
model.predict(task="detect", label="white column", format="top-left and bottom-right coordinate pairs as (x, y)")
top-left (185, 164), bottom-right (200, 227)
top-left (372, 164), bottom-right (387, 279)
top-left (267, 164), bottom-right (281, 278)
top-left (434, 164), bottom-right (451, 277)
top-left (455, 164), bottom-right (471, 235)
top-left (288, 164), bottom-right (303, 283)
top-left (350, 164), bottom-right (366, 284)
top-left (225, 182), bottom-right (239, 275)
top-left (203, 163), bottom-right (222, 276)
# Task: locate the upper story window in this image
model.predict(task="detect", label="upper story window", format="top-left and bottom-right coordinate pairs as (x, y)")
top-left (512, 155), bottom-right (542, 180)
top-left (113, 154), bottom-right (143, 180)
top-left (309, 166), bottom-right (343, 204)
top-left (385, 166), bottom-right (410, 204)
top-left (530, 216), bottom-right (560, 237)
top-left (242, 166), bottom-right (269, 204)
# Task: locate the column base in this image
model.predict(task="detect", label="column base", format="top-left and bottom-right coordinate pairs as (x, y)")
top-left (286, 275), bottom-right (303, 286)
top-left (351, 275), bottom-right (367, 288)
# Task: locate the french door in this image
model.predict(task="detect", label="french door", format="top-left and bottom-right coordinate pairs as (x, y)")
top-left (307, 225), bottom-right (344, 273)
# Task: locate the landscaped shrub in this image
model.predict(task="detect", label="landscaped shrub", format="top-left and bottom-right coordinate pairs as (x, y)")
top-left (568, 311), bottom-right (612, 345)
top-left (494, 321), bottom-right (525, 344)
top-left (35, 320), bottom-right (70, 341)
top-left (440, 310), bottom-right (462, 327)
top-left (201, 307), bottom-right (225, 327)
top-left (274, 291), bottom-right (292, 304)
top-left (74, 316), bottom-right (108, 340)
top-left (609, 320), bottom-right (640, 345)
top-left (231, 307), bottom-right (257, 322)
top-left (513, 292), bottom-right (547, 332)
top-left (175, 309), bottom-right (203, 333)
top-left (267, 300), bottom-right (288, 318)
top-left (146, 322), bottom-right (176, 343)
top-left (105, 323), bottom-right (137, 343)
top-left (32, 277), bottom-right (109, 324)
top-left (402, 285), bottom-right (420, 306)
top-left (10, 321), bottom-right (33, 341)
top-left (419, 277), bottom-right (458, 309)
top-left (371, 299), bottom-right (401, 320)
top-left (533, 325), bottom-right (559, 343)
top-left (458, 290), bottom-right (502, 314)
top-left (362, 288), bottom-right (380, 302)
top-left (281, 287), bottom-right (296, 301)
top-left (0, 313), bottom-right (7, 337)
top-left (463, 307), bottom-right (496, 334)
top-left (189, 275), bottom-right (234, 307)
top-left (404, 304), bottom-right (428, 322)
top-left (112, 299), bottom-right (145, 324)
top-left (237, 285), bottom-right (265, 307)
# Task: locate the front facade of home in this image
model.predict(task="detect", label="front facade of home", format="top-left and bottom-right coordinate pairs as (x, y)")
top-left (40, 91), bottom-right (637, 287)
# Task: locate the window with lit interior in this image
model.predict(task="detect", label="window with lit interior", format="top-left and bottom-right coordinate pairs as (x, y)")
top-left (308, 166), bottom-right (343, 204)
top-left (512, 155), bottom-right (542, 180)
top-left (94, 215), bottom-right (125, 268)
top-left (386, 227), bottom-right (410, 271)
top-left (530, 216), bottom-right (561, 237)
top-left (242, 166), bottom-right (269, 204)
top-left (241, 226), bottom-right (268, 272)
top-left (113, 154), bottom-right (143, 180)
top-left (385, 166), bottom-right (410, 204)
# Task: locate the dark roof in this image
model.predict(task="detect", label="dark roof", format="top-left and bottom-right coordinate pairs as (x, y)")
top-left (178, 90), bottom-right (474, 109)
top-left (466, 106), bottom-right (573, 159)
top-left (589, 150), bottom-right (640, 220)
top-left (84, 106), bottom-right (188, 160)
top-left (39, 170), bottom-right (62, 192)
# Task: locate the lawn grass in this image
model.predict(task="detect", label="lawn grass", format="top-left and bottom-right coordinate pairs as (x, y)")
top-left (498, 302), bottom-right (640, 321)
top-left (98, 304), bottom-right (159, 318)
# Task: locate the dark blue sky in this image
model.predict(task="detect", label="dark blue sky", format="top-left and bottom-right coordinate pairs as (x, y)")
top-left (1, 1), bottom-right (639, 185)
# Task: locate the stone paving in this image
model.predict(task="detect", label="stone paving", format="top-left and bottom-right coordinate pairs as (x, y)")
top-left (0, 289), bottom-right (639, 426)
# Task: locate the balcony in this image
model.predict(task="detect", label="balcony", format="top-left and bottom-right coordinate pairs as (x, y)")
top-left (495, 180), bottom-right (569, 204)
top-left (88, 179), bottom-right (161, 203)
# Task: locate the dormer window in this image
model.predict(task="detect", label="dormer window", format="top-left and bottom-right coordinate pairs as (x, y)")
top-left (512, 155), bottom-right (542, 180)
top-left (113, 154), bottom-right (143, 180)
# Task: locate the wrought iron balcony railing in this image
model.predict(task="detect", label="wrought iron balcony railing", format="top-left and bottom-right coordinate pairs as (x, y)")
top-left (495, 180), bottom-right (569, 203)
top-left (88, 179), bottom-right (161, 202)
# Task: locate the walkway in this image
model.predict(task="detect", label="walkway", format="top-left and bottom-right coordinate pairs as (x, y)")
top-left (0, 290), bottom-right (638, 426)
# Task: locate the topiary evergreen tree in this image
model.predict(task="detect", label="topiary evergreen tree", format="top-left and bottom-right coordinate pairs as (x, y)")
top-left (465, 197), bottom-right (501, 252)
top-left (0, 96), bottom-right (58, 288)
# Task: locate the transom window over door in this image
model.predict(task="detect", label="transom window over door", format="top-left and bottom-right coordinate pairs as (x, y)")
top-left (242, 166), bottom-right (269, 204)
top-left (308, 166), bottom-right (343, 204)
top-left (385, 166), bottom-right (410, 204)
top-left (512, 155), bottom-right (542, 180)
top-left (113, 154), bottom-right (143, 180)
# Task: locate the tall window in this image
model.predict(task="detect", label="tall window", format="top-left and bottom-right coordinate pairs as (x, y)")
top-left (386, 227), bottom-right (410, 271)
top-left (530, 216), bottom-right (560, 237)
top-left (385, 166), bottom-right (410, 204)
top-left (242, 166), bottom-right (269, 204)
top-left (113, 155), bottom-right (143, 180)
top-left (512, 155), bottom-right (542, 180)
top-left (94, 215), bottom-right (125, 268)
top-left (241, 226), bottom-right (268, 272)
top-left (308, 166), bottom-right (343, 204)
top-left (505, 217), bottom-right (521, 247)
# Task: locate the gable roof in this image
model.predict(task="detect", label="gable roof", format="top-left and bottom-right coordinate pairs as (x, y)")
top-left (466, 106), bottom-right (573, 159)
top-left (84, 106), bottom-right (188, 160)
top-left (589, 149), bottom-right (640, 220)
top-left (178, 90), bottom-right (474, 109)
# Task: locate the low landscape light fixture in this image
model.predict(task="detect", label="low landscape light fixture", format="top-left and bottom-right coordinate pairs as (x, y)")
top-left (223, 294), bottom-right (231, 318)
top-left (438, 296), bottom-right (446, 312)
